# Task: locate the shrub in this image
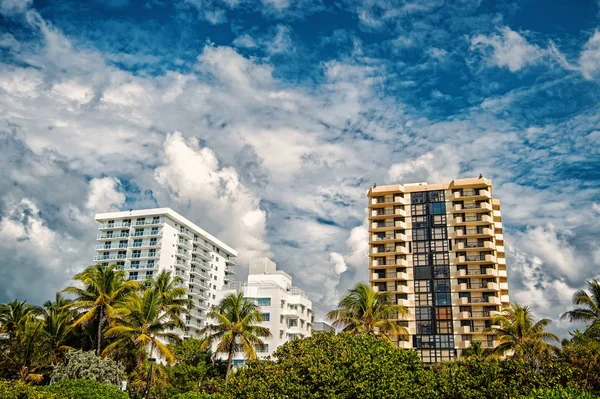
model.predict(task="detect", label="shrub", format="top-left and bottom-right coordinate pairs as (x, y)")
top-left (518, 387), bottom-right (598, 399)
top-left (39, 379), bottom-right (128, 399)
top-left (50, 350), bottom-right (125, 387)
top-left (0, 380), bottom-right (56, 399)
top-left (171, 392), bottom-right (223, 399)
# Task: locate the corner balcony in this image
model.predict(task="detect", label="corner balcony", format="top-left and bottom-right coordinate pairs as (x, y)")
top-left (225, 266), bottom-right (236, 275)
top-left (225, 258), bottom-right (237, 266)
top-left (449, 227), bottom-right (494, 239)
top-left (193, 240), bottom-right (212, 252)
top-left (452, 189), bottom-right (492, 200)
top-left (191, 257), bottom-right (210, 271)
top-left (370, 196), bottom-right (408, 207)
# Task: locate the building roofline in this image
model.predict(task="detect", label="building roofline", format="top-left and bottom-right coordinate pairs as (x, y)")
top-left (367, 177), bottom-right (493, 196)
top-left (95, 207), bottom-right (237, 256)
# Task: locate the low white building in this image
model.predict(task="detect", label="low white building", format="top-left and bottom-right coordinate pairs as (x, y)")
top-left (214, 258), bottom-right (313, 367)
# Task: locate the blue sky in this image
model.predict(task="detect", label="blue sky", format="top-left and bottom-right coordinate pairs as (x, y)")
top-left (0, 0), bottom-right (599, 337)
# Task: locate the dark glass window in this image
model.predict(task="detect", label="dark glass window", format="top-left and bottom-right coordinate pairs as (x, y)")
top-left (415, 280), bottom-right (432, 292)
top-left (412, 216), bottom-right (427, 228)
top-left (414, 266), bottom-right (432, 280)
top-left (432, 252), bottom-right (449, 265)
top-left (414, 241), bottom-right (430, 253)
top-left (433, 266), bottom-right (450, 278)
top-left (431, 227), bottom-right (447, 240)
top-left (436, 307), bottom-right (452, 320)
top-left (412, 192), bottom-right (427, 204)
top-left (415, 293), bottom-right (432, 306)
top-left (415, 307), bottom-right (432, 320)
top-left (434, 280), bottom-right (450, 292)
top-left (430, 202), bottom-right (446, 215)
top-left (431, 240), bottom-right (449, 252)
top-left (413, 254), bottom-right (429, 266)
top-left (428, 190), bottom-right (444, 202)
top-left (413, 228), bottom-right (429, 241)
top-left (435, 292), bottom-right (451, 306)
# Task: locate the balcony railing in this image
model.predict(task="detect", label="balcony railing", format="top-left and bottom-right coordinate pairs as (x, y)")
top-left (133, 218), bottom-right (163, 226)
top-left (130, 252), bottom-right (158, 258)
top-left (98, 222), bottom-right (130, 229)
top-left (97, 233), bottom-right (130, 240)
top-left (94, 254), bottom-right (127, 261)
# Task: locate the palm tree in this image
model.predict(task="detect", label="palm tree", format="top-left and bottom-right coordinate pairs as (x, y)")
top-left (461, 339), bottom-right (494, 359)
top-left (0, 299), bottom-right (38, 340)
top-left (561, 279), bottom-right (600, 337)
top-left (39, 293), bottom-right (75, 365)
top-left (62, 264), bottom-right (140, 354)
top-left (145, 270), bottom-right (190, 330)
top-left (491, 303), bottom-right (559, 366)
top-left (102, 289), bottom-right (181, 367)
top-left (201, 293), bottom-right (271, 384)
top-left (326, 283), bottom-right (408, 344)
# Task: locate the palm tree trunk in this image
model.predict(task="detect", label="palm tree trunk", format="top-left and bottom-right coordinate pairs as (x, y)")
top-left (97, 306), bottom-right (103, 355)
top-left (225, 345), bottom-right (234, 385)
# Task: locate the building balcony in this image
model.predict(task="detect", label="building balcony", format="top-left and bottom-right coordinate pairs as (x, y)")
top-left (193, 240), bottom-right (211, 252)
top-left (453, 189), bottom-right (492, 200)
top-left (370, 246), bottom-right (409, 256)
top-left (133, 218), bottom-right (164, 227)
top-left (371, 258), bottom-right (409, 268)
top-left (456, 325), bottom-right (471, 334)
top-left (397, 299), bottom-right (411, 307)
top-left (189, 279), bottom-right (210, 289)
top-left (499, 282), bottom-right (508, 290)
top-left (498, 269), bottom-right (507, 278)
top-left (454, 241), bottom-right (495, 251)
top-left (226, 258), bottom-right (237, 265)
top-left (190, 269), bottom-right (210, 279)
top-left (131, 230), bottom-right (162, 238)
top-left (451, 214), bottom-right (494, 226)
top-left (501, 295), bottom-right (510, 303)
top-left (129, 252), bottom-right (159, 260)
top-left (191, 249), bottom-right (211, 262)
top-left (452, 202), bottom-right (493, 213)
top-left (225, 266), bottom-right (236, 275)
top-left (497, 257), bottom-right (506, 265)
top-left (370, 208), bottom-right (408, 219)
top-left (93, 254), bottom-right (127, 261)
top-left (449, 227), bottom-right (494, 239)
top-left (188, 289), bottom-right (209, 299)
top-left (176, 249), bottom-right (191, 259)
top-left (496, 245), bottom-right (505, 254)
top-left (177, 240), bottom-right (192, 250)
top-left (456, 254), bottom-right (496, 264)
top-left (455, 268), bottom-right (498, 278)
top-left (396, 340), bottom-right (412, 349)
top-left (97, 233), bottom-right (130, 240)
top-left (95, 243), bottom-right (129, 250)
top-left (456, 282), bottom-right (499, 291)
top-left (98, 222), bottom-right (131, 230)
top-left (370, 196), bottom-right (408, 207)
top-left (191, 257), bottom-right (210, 270)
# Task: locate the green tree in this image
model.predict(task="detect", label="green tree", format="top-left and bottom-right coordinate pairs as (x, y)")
top-left (39, 294), bottom-right (75, 366)
top-left (201, 293), bottom-right (271, 384)
top-left (561, 279), bottom-right (600, 337)
top-left (225, 332), bottom-right (431, 399)
top-left (0, 299), bottom-right (39, 340)
top-left (146, 270), bottom-right (190, 331)
top-left (62, 265), bottom-right (140, 355)
top-left (491, 303), bottom-right (559, 367)
top-left (559, 331), bottom-right (600, 392)
top-left (461, 339), bottom-right (494, 359)
top-left (165, 338), bottom-right (226, 397)
top-left (102, 288), bottom-right (181, 367)
top-left (326, 282), bottom-right (408, 344)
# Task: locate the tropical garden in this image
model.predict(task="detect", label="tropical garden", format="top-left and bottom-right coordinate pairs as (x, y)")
top-left (1, 264), bottom-right (600, 399)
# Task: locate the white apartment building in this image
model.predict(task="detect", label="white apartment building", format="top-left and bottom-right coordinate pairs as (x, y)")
top-left (93, 208), bottom-right (237, 338)
top-left (214, 258), bottom-right (313, 367)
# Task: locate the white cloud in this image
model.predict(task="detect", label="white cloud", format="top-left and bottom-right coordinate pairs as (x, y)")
top-left (329, 252), bottom-right (347, 274)
top-left (153, 132), bottom-right (270, 259)
top-left (579, 30), bottom-right (600, 80)
top-left (85, 177), bottom-right (126, 213)
top-left (0, 0), bottom-right (32, 15)
top-left (388, 145), bottom-right (461, 183)
top-left (471, 27), bottom-right (545, 72)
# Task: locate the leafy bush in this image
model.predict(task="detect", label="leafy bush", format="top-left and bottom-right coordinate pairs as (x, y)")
top-left (0, 380), bottom-right (56, 399)
top-left (171, 392), bottom-right (223, 399)
top-left (225, 332), bottom-right (433, 398)
top-left (518, 388), bottom-right (599, 399)
top-left (39, 379), bottom-right (128, 399)
top-left (50, 350), bottom-right (125, 386)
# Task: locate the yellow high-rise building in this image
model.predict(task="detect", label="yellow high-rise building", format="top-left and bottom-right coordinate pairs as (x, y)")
top-left (367, 177), bottom-right (508, 363)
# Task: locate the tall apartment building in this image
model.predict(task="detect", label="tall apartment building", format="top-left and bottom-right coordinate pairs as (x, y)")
top-left (214, 258), bottom-right (313, 367)
top-left (367, 177), bottom-right (508, 363)
top-left (93, 208), bottom-right (237, 338)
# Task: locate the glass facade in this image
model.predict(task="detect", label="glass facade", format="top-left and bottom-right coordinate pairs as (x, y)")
top-left (411, 190), bottom-right (456, 363)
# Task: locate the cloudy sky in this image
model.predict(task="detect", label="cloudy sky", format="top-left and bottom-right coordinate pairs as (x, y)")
top-left (1, 0), bottom-right (599, 337)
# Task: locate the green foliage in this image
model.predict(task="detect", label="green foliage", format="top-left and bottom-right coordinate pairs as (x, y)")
top-left (165, 338), bottom-right (225, 397)
top-left (39, 379), bottom-right (128, 399)
top-left (50, 350), bottom-right (125, 386)
top-left (171, 392), bottom-right (223, 399)
top-left (225, 332), bottom-right (431, 399)
top-left (0, 380), bottom-right (56, 399)
top-left (559, 333), bottom-right (600, 392)
top-left (518, 387), bottom-right (599, 399)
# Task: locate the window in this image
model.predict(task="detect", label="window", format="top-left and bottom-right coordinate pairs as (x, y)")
top-left (133, 239), bottom-right (142, 247)
top-left (151, 227), bottom-right (159, 235)
top-left (132, 250), bottom-right (141, 258)
top-left (436, 307), bottom-right (452, 320)
top-left (134, 229), bottom-right (143, 236)
top-left (131, 261), bottom-right (140, 269)
top-left (431, 240), bottom-right (448, 252)
top-left (129, 272), bottom-right (138, 280)
top-left (417, 321), bottom-right (432, 334)
top-left (428, 190), bottom-right (444, 202)
top-left (415, 293), bottom-right (432, 306)
top-left (146, 271), bottom-right (154, 278)
top-left (415, 280), bottom-right (431, 293)
top-left (414, 266), bottom-right (432, 280)
top-left (413, 228), bottom-right (428, 241)
top-left (435, 292), bottom-right (451, 306)
top-left (414, 241), bottom-right (430, 253)
top-left (257, 298), bottom-right (271, 306)
top-left (233, 360), bottom-right (245, 367)
top-left (430, 202), bottom-right (445, 215)
top-left (432, 253), bottom-right (449, 265)
top-left (411, 203), bottom-right (426, 215)
top-left (288, 318), bottom-right (298, 327)
top-left (434, 280), bottom-right (450, 292)
top-left (261, 313), bottom-right (270, 321)
top-left (255, 344), bottom-right (268, 353)
top-left (431, 227), bottom-right (446, 240)
top-left (431, 215), bottom-right (447, 225)
top-left (436, 321), bottom-right (452, 334)
top-left (150, 238), bottom-right (157, 246)
top-left (411, 192), bottom-right (427, 204)
top-left (147, 260), bottom-right (155, 268)
top-left (411, 215), bottom-right (427, 228)
top-left (415, 307), bottom-right (432, 321)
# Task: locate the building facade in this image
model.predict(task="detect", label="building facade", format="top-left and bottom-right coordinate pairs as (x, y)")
top-left (214, 258), bottom-right (313, 367)
top-left (367, 177), bottom-right (508, 363)
top-left (94, 208), bottom-right (237, 338)
top-left (312, 321), bottom-right (334, 333)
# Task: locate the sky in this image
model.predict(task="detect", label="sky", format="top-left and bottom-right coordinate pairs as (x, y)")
top-left (0, 0), bottom-right (599, 339)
